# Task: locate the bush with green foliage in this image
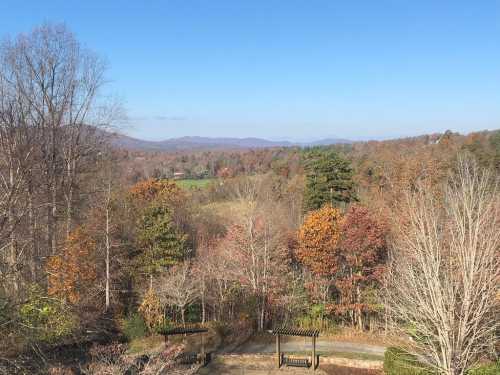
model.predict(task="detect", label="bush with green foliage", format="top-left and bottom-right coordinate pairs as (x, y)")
top-left (19, 284), bottom-right (77, 343)
top-left (154, 317), bottom-right (173, 335)
top-left (467, 362), bottom-right (500, 375)
top-left (0, 293), bottom-right (12, 327)
top-left (384, 347), bottom-right (434, 375)
top-left (295, 304), bottom-right (338, 334)
top-left (123, 312), bottom-right (148, 340)
top-left (384, 348), bottom-right (500, 375)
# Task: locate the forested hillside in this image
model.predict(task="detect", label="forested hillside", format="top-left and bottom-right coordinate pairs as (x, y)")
top-left (0, 25), bottom-right (499, 375)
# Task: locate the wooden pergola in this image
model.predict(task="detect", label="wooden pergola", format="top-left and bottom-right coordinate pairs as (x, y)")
top-left (271, 327), bottom-right (320, 371)
top-left (157, 325), bottom-right (210, 365)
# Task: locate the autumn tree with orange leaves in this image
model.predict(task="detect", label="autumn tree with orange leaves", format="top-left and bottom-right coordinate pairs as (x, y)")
top-left (46, 227), bottom-right (97, 305)
top-left (296, 204), bottom-right (388, 330)
top-left (296, 204), bottom-right (344, 277)
top-left (129, 178), bottom-right (185, 206)
top-left (295, 204), bottom-right (344, 326)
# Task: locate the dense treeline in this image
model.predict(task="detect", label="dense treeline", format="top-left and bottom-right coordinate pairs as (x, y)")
top-left (115, 129), bottom-right (500, 183)
top-left (1, 24), bottom-right (498, 375)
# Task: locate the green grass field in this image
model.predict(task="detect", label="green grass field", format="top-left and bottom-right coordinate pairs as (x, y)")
top-left (176, 178), bottom-right (216, 189)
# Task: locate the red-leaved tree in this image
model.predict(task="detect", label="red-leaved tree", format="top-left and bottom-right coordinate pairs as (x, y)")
top-left (334, 205), bottom-right (388, 329)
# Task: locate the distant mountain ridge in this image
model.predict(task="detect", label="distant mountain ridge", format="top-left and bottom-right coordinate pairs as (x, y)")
top-left (109, 133), bottom-right (352, 151)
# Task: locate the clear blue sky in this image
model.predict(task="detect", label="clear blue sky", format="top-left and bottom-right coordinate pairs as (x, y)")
top-left (1, 1), bottom-right (499, 141)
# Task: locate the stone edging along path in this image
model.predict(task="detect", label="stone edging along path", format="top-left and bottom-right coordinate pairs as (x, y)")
top-left (216, 353), bottom-right (383, 370)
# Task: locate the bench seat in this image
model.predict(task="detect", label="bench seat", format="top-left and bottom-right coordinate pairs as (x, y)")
top-left (282, 355), bottom-right (311, 368)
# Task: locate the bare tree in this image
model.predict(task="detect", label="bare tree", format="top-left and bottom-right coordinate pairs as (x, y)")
top-left (0, 68), bottom-right (36, 292)
top-left (158, 261), bottom-right (198, 326)
top-left (387, 157), bottom-right (500, 375)
top-left (1, 23), bottom-right (107, 254)
top-left (223, 176), bottom-right (290, 330)
top-left (0, 24), bottom-right (116, 294)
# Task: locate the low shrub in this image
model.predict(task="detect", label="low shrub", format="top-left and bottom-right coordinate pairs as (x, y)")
top-left (123, 312), bottom-right (148, 340)
top-left (210, 320), bottom-right (231, 339)
top-left (138, 289), bottom-right (163, 332)
top-left (384, 348), bottom-right (500, 375)
top-left (467, 362), bottom-right (500, 375)
top-left (154, 317), bottom-right (173, 335)
top-left (384, 347), bottom-right (434, 375)
top-left (88, 342), bottom-right (127, 363)
top-left (295, 303), bottom-right (339, 334)
top-left (19, 284), bottom-right (77, 344)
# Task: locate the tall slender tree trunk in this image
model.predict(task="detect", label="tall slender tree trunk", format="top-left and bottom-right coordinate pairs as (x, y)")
top-left (259, 297), bottom-right (265, 331)
top-left (8, 161), bottom-right (18, 294)
top-left (105, 186), bottom-right (111, 310)
top-left (201, 277), bottom-right (206, 324)
top-left (28, 186), bottom-right (37, 282)
top-left (51, 182), bottom-right (57, 254)
top-left (65, 157), bottom-right (77, 238)
top-left (356, 283), bottom-right (363, 330)
top-left (49, 121), bottom-right (58, 256)
top-left (66, 180), bottom-right (73, 238)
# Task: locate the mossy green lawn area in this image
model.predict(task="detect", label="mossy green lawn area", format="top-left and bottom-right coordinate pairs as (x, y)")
top-left (176, 178), bottom-right (216, 189)
top-left (384, 348), bottom-right (500, 375)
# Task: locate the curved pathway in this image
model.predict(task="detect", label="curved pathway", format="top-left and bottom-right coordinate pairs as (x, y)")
top-left (232, 337), bottom-right (386, 357)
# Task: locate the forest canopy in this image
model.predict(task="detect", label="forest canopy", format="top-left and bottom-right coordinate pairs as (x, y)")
top-left (0, 24), bottom-right (498, 375)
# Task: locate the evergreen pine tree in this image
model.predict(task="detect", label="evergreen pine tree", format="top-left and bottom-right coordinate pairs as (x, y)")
top-left (136, 204), bottom-right (187, 288)
top-left (303, 149), bottom-right (356, 211)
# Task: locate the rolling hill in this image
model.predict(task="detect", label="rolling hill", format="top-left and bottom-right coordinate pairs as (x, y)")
top-left (108, 133), bottom-right (352, 151)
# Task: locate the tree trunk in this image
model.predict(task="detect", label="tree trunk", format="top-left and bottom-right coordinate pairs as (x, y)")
top-left (28, 185), bottom-right (37, 282)
top-left (47, 175), bottom-right (58, 256)
top-left (105, 192), bottom-right (111, 310)
top-left (356, 284), bottom-right (363, 330)
top-left (259, 305), bottom-right (265, 331)
top-left (201, 278), bottom-right (206, 324)
top-left (49, 121), bottom-right (58, 256)
top-left (8, 164), bottom-right (18, 294)
top-left (66, 177), bottom-right (73, 238)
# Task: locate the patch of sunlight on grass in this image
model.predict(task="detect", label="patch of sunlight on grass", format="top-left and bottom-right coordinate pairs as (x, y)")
top-left (176, 178), bottom-right (216, 189)
top-left (127, 334), bottom-right (165, 355)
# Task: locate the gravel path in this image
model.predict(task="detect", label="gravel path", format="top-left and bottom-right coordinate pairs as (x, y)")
top-left (232, 338), bottom-right (386, 357)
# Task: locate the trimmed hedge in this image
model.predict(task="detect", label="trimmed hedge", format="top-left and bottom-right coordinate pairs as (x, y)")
top-left (384, 347), bottom-right (434, 375)
top-left (384, 348), bottom-right (500, 375)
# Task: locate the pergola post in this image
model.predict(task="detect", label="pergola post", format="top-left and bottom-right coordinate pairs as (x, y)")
top-left (311, 335), bottom-right (316, 371)
top-left (276, 333), bottom-right (281, 368)
top-left (158, 326), bottom-right (210, 365)
top-left (201, 332), bottom-right (205, 364)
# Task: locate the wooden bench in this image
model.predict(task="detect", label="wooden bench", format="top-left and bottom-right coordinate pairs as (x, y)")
top-left (177, 352), bottom-right (198, 365)
top-left (176, 352), bottom-right (212, 366)
top-left (282, 355), bottom-right (311, 368)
